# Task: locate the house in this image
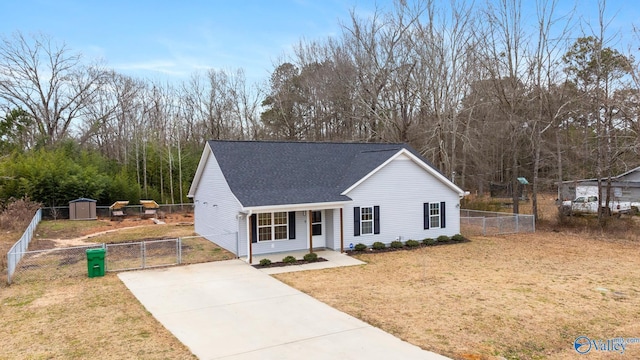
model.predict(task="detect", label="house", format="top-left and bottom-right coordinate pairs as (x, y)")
top-left (188, 140), bottom-right (467, 262)
top-left (558, 165), bottom-right (640, 207)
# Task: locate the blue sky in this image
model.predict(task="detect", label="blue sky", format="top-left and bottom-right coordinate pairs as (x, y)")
top-left (0, 0), bottom-right (637, 84)
top-left (0, 0), bottom-right (383, 82)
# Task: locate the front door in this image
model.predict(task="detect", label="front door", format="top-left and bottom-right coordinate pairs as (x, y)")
top-left (311, 210), bottom-right (326, 249)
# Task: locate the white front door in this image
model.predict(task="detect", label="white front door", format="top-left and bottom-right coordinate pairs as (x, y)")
top-left (311, 210), bottom-right (326, 249)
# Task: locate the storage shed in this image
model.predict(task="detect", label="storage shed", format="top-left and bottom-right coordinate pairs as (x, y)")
top-left (69, 198), bottom-right (97, 220)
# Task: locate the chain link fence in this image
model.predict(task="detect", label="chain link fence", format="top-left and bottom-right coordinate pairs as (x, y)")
top-left (7, 209), bottom-right (42, 283)
top-left (8, 235), bottom-right (235, 285)
top-left (460, 209), bottom-right (535, 236)
top-left (41, 203), bottom-right (194, 220)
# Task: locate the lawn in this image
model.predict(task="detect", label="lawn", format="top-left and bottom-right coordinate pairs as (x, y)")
top-left (274, 232), bottom-right (640, 359)
top-left (4, 201), bottom-right (640, 359)
top-left (1, 218), bottom-right (233, 359)
top-left (0, 275), bottom-right (196, 359)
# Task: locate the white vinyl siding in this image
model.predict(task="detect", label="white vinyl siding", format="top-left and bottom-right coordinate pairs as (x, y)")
top-left (344, 153), bottom-right (460, 247)
top-left (251, 211), bottom-right (308, 255)
top-left (193, 150), bottom-right (242, 256)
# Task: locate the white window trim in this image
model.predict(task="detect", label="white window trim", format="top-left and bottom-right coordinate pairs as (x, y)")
top-left (360, 206), bottom-right (374, 235)
top-left (257, 212), bottom-right (289, 242)
top-left (429, 203), bottom-right (441, 229)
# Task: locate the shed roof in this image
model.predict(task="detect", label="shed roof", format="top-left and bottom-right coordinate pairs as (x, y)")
top-left (69, 198), bottom-right (97, 203)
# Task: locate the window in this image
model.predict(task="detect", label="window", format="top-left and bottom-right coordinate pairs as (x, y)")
top-left (361, 207), bottom-right (373, 235)
top-left (429, 203), bottom-right (440, 229)
top-left (423, 202), bottom-right (446, 229)
top-left (354, 206), bottom-right (380, 236)
top-left (312, 211), bottom-right (322, 236)
top-left (257, 212), bottom-right (288, 241)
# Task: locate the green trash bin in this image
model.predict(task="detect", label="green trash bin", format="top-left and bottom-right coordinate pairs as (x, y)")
top-left (86, 248), bottom-right (106, 278)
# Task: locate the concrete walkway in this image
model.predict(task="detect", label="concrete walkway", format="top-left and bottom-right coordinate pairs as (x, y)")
top-left (119, 260), bottom-right (450, 360)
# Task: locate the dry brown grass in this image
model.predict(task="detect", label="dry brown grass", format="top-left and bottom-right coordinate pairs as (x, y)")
top-left (35, 214), bottom-right (193, 240)
top-left (275, 233), bottom-right (640, 359)
top-left (0, 274), bottom-right (196, 359)
top-left (275, 197), bottom-right (640, 360)
top-left (0, 198), bottom-right (42, 274)
top-left (1, 217), bottom-right (234, 359)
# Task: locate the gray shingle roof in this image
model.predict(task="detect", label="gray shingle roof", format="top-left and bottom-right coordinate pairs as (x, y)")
top-left (208, 140), bottom-right (438, 207)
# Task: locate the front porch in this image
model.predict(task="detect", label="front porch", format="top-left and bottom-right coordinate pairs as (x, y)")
top-left (249, 249), bottom-right (365, 274)
top-left (244, 206), bottom-right (347, 263)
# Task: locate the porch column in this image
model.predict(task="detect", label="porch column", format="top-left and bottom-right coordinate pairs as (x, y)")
top-left (308, 210), bottom-right (313, 253)
top-left (340, 208), bottom-right (344, 253)
top-left (248, 216), bottom-right (253, 264)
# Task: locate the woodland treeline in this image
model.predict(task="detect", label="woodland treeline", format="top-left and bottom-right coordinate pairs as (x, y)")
top-left (1, 0), bottom-right (639, 220)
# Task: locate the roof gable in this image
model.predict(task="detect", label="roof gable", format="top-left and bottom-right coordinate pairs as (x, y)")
top-left (192, 140), bottom-right (463, 208)
top-left (341, 148), bottom-right (465, 196)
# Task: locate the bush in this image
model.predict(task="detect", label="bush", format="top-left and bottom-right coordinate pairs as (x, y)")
top-left (437, 235), bottom-right (450, 242)
top-left (259, 258), bottom-right (272, 266)
top-left (451, 234), bottom-right (465, 242)
top-left (303, 252), bottom-right (318, 262)
top-left (372, 241), bottom-right (386, 250)
top-left (282, 255), bottom-right (297, 264)
top-left (405, 239), bottom-right (420, 247)
top-left (354, 243), bottom-right (367, 251)
top-left (423, 238), bottom-right (436, 246)
top-left (390, 240), bottom-right (404, 248)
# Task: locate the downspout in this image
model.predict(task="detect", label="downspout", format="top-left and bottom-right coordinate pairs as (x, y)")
top-left (308, 210), bottom-right (313, 253)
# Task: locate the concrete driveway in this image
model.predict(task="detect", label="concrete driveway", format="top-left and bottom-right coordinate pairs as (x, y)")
top-left (118, 260), bottom-right (450, 360)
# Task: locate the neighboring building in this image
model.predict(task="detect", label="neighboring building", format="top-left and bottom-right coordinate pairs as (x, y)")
top-left (188, 140), bottom-right (467, 262)
top-left (558, 165), bottom-right (640, 205)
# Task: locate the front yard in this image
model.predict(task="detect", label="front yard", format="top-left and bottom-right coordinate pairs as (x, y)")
top-left (3, 209), bottom-right (640, 359)
top-left (275, 232), bottom-right (640, 359)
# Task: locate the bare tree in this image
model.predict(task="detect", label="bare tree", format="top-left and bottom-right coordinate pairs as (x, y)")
top-left (0, 32), bottom-right (108, 145)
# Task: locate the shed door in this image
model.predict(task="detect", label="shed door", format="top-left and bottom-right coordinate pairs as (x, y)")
top-left (311, 210), bottom-right (325, 248)
top-left (77, 202), bottom-right (90, 219)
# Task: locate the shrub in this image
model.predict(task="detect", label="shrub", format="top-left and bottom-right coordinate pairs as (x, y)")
top-left (423, 238), bottom-right (436, 246)
top-left (259, 258), bottom-right (272, 266)
top-left (303, 252), bottom-right (318, 262)
top-left (437, 235), bottom-right (450, 242)
top-left (282, 255), bottom-right (297, 264)
top-left (390, 240), bottom-right (404, 248)
top-left (372, 241), bottom-right (386, 250)
top-left (405, 239), bottom-right (420, 247)
top-left (451, 234), bottom-right (465, 242)
top-left (354, 243), bottom-right (367, 251)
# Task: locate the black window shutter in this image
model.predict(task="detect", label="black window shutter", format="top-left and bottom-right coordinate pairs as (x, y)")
top-left (353, 207), bottom-right (360, 236)
top-left (250, 214), bottom-right (257, 243)
top-left (373, 206), bottom-right (380, 234)
top-left (440, 201), bottom-right (446, 228)
top-left (288, 211), bottom-right (296, 239)
top-left (423, 203), bottom-right (429, 229)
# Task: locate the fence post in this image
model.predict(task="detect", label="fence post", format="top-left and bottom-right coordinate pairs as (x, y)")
top-left (102, 243), bottom-right (107, 271)
top-left (482, 217), bottom-right (486, 236)
top-left (532, 215), bottom-right (536, 233)
top-left (177, 238), bottom-right (182, 264)
top-left (141, 242), bottom-right (146, 269)
top-left (516, 215), bottom-right (519, 233)
top-left (7, 252), bottom-right (11, 285)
